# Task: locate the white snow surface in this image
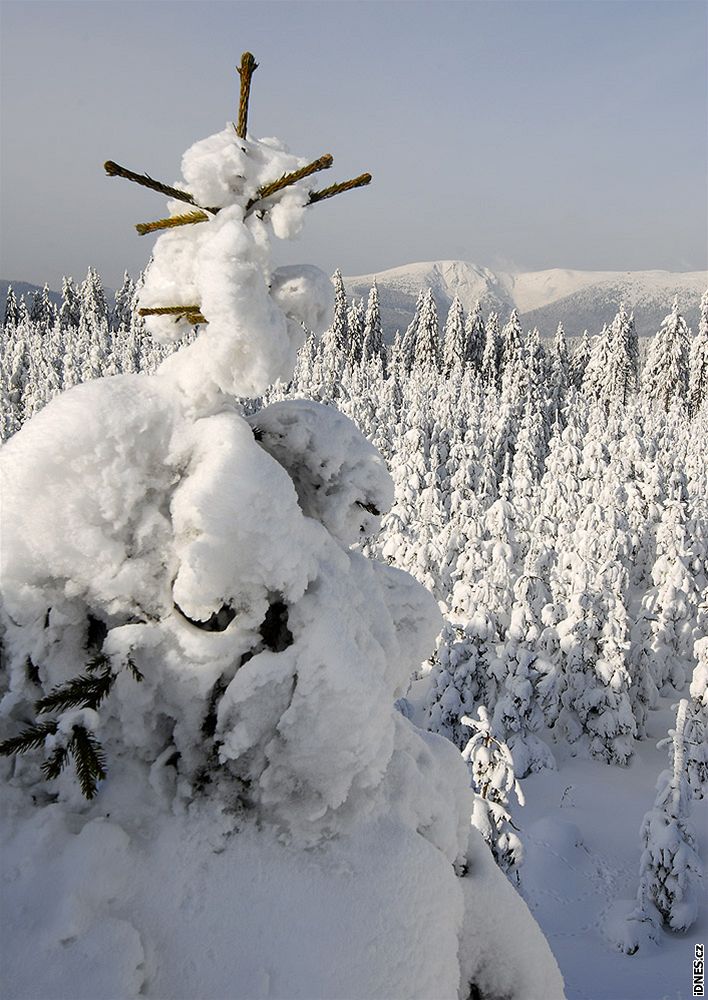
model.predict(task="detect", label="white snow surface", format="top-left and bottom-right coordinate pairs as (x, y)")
top-left (1, 768), bottom-right (561, 1000)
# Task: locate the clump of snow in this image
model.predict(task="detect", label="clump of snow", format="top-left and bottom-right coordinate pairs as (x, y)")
top-left (139, 127), bottom-right (333, 408)
top-left (247, 399), bottom-right (394, 545)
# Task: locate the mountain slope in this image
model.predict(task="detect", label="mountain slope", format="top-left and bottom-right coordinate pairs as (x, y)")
top-left (345, 262), bottom-right (706, 339)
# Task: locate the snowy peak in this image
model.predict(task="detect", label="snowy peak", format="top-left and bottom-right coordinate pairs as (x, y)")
top-left (344, 262), bottom-right (707, 338)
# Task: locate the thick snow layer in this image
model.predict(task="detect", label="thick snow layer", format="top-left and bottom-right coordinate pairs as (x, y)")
top-left (0, 768), bottom-right (561, 1000)
top-left (0, 372), bottom-right (563, 998)
top-left (247, 399), bottom-right (394, 545)
top-left (139, 127), bottom-right (334, 406)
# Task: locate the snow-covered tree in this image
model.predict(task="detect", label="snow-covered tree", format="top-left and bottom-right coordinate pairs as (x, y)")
top-left (688, 289), bottom-right (708, 416)
top-left (635, 700), bottom-right (703, 932)
top-left (0, 66), bottom-right (565, 1000)
top-left (499, 308), bottom-right (523, 376)
top-left (570, 330), bottom-right (591, 389)
top-left (686, 640), bottom-right (708, 799)
top-left (464, 299), bottom-right (485, 371)
top-left (644, 297), bottom-right (690, 410)
top-left (442, 295), bottom-right (465, 371)
top-left (413, 288), bottom-right (440, 373)
top-left (361, 279), bottom-right (386, 371)
top-left (481, 311), bottom-right (500, 386)
top-left (462, 708), bottom-right (524, 879)
top-left (346, 295), bottom-right (365, 367)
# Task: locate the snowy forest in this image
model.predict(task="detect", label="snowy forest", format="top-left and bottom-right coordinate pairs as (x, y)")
top-left (1, 52), bottom-right (707, 999)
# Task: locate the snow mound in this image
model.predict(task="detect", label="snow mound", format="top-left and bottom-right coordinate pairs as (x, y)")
top-left (248, 399), bottom-right (394, 545)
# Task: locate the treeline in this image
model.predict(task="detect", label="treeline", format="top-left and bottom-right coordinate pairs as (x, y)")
top-left (2, 268), bottom-right (707, 441)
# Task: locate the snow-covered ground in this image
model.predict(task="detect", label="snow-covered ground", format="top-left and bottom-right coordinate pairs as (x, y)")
top-left (516, 694), bottom-right (707, 1000)
top-left (402, 677), bottom-right (707, 1000)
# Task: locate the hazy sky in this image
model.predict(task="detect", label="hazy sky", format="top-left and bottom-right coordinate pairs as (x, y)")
top-left (1, 0), bottom-right (706, 290)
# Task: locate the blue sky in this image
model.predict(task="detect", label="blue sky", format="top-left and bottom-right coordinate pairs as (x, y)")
top-left (1, 0), bottom-right (706, 288)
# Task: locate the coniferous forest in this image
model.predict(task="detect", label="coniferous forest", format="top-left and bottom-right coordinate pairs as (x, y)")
top-left (2, 265), bottom-right (708, 989)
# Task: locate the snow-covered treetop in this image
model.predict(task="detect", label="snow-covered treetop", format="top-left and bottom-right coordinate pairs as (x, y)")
top-left (107, 57), bottom-right (371, 409)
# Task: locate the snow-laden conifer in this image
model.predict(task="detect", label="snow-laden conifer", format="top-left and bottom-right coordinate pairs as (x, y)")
top-left (635, 700), bottom-right (703, 932)
top-left (570, 330), bottom-right (591, 388)
top-left (688, 289), bottom-right (708, 416)
top-left (361, 279), bottom-right (386, 371)
top-left (413, 288), bottom-right (441, 373)
top-left (499, 308), bottom-right (523, 376)
top-left (643, 297), bottom-right (690, 410)
top-left (685, 639), bottom-right (708, 800)
top-left (481, 311), bottom-right (500, 386)
top-left (442, 295), bottom-right (465, 372)
top-left (464, 299), bottom-right (486, 371)
top-left (462, 707), bottom-right (524, 879)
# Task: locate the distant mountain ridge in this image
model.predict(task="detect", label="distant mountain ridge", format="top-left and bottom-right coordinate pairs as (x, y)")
top-left (0, 280), bottom-right (62, 311)
top-left (3, 266), bottom-right (705, 340)
top-left (344, 262), bottom-right (707, 339)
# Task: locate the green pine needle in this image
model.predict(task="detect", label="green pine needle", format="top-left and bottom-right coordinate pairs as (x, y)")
top-left (0, 719), bottom-right (58, 756)
top-left (69, 726), bottom-right (107, 799)
top-left (41, 743), bottom-right (70, 780)
top-left (125, 657), bottom-right (144, 682)
top-left (35, 668), bottom-right (114, 715)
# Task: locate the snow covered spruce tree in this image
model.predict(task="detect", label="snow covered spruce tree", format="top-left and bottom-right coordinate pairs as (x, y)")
top-left (0, 56), bottom-right (562, 1000)
top-left (686, 637), bottom-right (708, 799)
top-left (633, 701), bottom-right (703, 936)
top-left (689, 288), bottom-right (708, 417)
top-left (462, 708), bottom-right (524, 881)
top-left (643, 297), bottom-right (691, 410)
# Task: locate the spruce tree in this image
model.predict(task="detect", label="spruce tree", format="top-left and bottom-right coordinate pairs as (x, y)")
top-left (413, 288), bottom-right (441, 373)
top-left (347, 296), bottom-right (365, 367)
top-left (609, 303), bottom-right (638, 404)
top-left (3, 284), bottom-right (19, 330)
top-left (570, 330), bottom-right (591, 389)
top-left (319, 268), bottom-right (349, 389)
top-left (464, 300), bottom-right (485, 372)
top-left (442, 295), bottom-right (465, 372)
top-left (635, 700), bottom-right (703, 932)
top-left (462, 707), bottom-right (524, 880)
top-left (113, 271), bottom-right (136, 331)
top-left (686, 639), bottom-right (708, 799)
top-left (688, 290), bottom-right (708, 417)
top-left (643, 297), bottom-right (690, 410)
top-left (400, 289), bottom-right (424, 375)
top-left (58, 275), bottom-right (81, 332)
top-left (361, 279), bottom-right (386, 372)
top-left (499, 308), bottom-right (523, 376)
top-left (481, 311), bottom-right (500, 387)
